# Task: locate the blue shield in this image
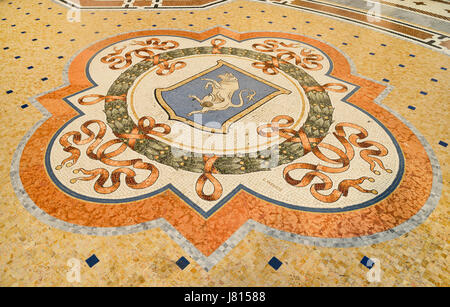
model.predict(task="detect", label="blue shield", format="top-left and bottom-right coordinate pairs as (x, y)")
top-left (155, 60), bottom-right (290, 133)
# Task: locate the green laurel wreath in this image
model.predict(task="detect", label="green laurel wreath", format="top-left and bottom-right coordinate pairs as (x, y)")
top-left (104, 46), bottom-right (334, 174)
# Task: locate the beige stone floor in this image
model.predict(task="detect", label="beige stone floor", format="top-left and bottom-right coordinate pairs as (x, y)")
top-left (0, 0), bottom-right (448, 286)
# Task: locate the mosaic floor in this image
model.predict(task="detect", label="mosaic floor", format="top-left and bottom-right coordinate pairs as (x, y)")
top-left (0, 0), bottom-right (448, 287)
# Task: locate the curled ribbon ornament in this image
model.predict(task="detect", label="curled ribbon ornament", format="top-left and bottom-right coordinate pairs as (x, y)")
top-left (257, 116), bottom-right (391, 202)
top-left (251, 40), bottom-right (300, 75)
top-left (277, 51), bottom-right (302, 66)
top-left (56, 120), bottom-right (108, 169)
top-left (252, 50), bottom-right (304, 75)
top-left (95, 139), bottom-right (128, 165)
top-left (138, 116), bottom-right (171, 137)
top-left (257, 115), bottom-right (322, 145)
top-left (252, 40), bottom-right (299, 53)
top-left (251, 40), bottom-right (324, 74)
top-left (101, 47), bottom-right (155, 70)
top-left (100, 38), bottom-right (180, 70)
top-left (57, 116), bottom-right (169, 168)
top-left (280, 133), bottom-right (376, 202)
top-left (70, 138), bottom-right (160, 194)
top-left (252, 50), bottom-right (321, 75)
top-left (211, 39), bottom-right (226, 54)
top-left (302, 83), bottom-right (348, 93)
top-left (282, 168), bottom-right (376, 202)
top-left (71, 161), bottom-right (159, 194)
top-left (78, 94), bottom-right (126, 105)
top-left (252, 56), bottom-right (284, 75)
top-left (156, 60), bottom-right (186, 76)
top-left (299, 49), bottom-right (324, 71)
top-left (337, 123), bottom-right (392, 175)
top-left (58, 119), bottom-right (161, 194)
top-left (195, 155), bottom-right (223, 201)
top-left (100, 46), bottom-right (128, 70)
top-left (148, 54), bottom-right (186, 76)
top-left (117, 116), bottom-right (171, 150)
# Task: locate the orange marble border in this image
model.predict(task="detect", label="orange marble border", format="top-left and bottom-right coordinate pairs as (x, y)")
top-left (19, 28), bottom-right (433, 256)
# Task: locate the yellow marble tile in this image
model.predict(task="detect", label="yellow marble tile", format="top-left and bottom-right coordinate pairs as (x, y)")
top-left (0, 0), bottom-right (448, 286)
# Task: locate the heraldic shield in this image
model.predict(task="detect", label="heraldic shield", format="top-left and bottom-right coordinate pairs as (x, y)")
top-left (155, 60), bottom-right (291, 133)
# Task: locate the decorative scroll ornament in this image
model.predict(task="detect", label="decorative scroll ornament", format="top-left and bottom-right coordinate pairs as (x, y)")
top-left (100, 38), bottom-right (186, 75)
top-left (258, 115), bottom-right (392, 203)
top-left (251, 39), bottom-right (325, 75)
top-left (56, 110), bottom-right (170, 194)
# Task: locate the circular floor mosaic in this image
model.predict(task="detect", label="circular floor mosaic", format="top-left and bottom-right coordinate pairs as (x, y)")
top-left (13, 28), bottom-right (440, 270)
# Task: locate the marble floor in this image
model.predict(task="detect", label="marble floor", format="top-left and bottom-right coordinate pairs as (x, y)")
top-left (0, 0), bottom-right (448, 286)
